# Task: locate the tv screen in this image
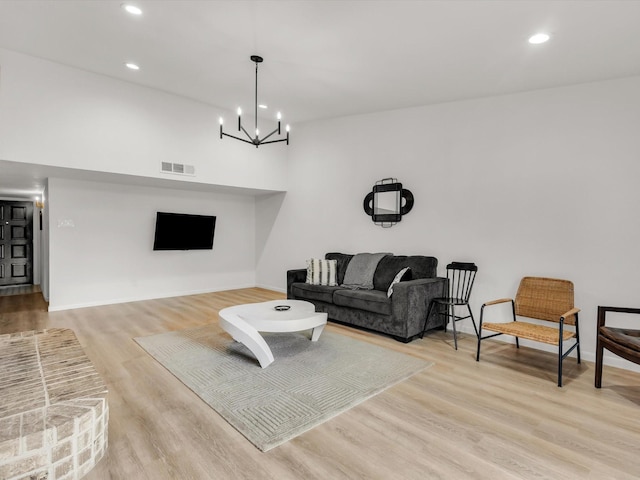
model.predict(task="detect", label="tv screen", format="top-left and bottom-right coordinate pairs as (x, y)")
top-left (153, 212), bottom-right (216, 250)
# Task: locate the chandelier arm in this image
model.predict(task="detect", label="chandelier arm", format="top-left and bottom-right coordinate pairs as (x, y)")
top-left (221, 132), bottom-right (256, 145)
top-left (240, 125), bottom-right (254, 141)
top-left (259, 127), bottom-right (280, 142)
top-left (259, 137), bottom-right (289, 145)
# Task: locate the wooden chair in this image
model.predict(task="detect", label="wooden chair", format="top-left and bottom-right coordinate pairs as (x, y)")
top-left (421, 262), bottom-right (478, 350)
top-left (476, 277), bottom-right (580, 387)
top-left (595, 306), bottom-right (640, 388)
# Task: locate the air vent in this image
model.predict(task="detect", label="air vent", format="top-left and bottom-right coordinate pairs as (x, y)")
top-left (160, 162), bottom-right (195, 176)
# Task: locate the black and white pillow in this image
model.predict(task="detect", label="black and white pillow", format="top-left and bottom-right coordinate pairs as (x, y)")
top-left (306, 258), bottom-right (338, 286)
top-left (387, 267), bottom-right (411, 297)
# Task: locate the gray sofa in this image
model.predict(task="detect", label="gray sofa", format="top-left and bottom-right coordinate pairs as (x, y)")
top-left (287, 253), bottom-right (447, 342)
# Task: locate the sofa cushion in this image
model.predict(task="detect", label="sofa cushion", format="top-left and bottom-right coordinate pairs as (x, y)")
top-left (325, 253), bottom-right (353, 285)
top-left (291, 283), bottom-right (341, 304)
top-left (333, 289), bottom-right (391, 316)
top-left (374, 255), bottom-right (438, 292)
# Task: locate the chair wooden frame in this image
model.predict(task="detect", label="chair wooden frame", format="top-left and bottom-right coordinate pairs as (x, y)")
top-left (476, 277), bottom-right (581, 387)
top-left (595, 306), bottom-right (640, 388)
top-left (421, 262), bottom-right (478, 350)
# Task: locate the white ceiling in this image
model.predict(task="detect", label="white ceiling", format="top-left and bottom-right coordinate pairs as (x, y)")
top-left (1, 0), bottom-right (640, 196)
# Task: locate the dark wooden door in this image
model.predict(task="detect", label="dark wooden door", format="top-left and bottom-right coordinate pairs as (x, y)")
top-left (0, 201), bottom-right (33, 286)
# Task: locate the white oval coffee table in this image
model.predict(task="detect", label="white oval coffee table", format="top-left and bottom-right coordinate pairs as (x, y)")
top-left (219, 300), bottom-right (328, 368)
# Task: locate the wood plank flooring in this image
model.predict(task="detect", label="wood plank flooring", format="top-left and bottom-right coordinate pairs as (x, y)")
top-left (1, 287), bottom-right (639, 479)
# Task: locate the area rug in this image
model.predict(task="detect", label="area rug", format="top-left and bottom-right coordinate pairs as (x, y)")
top-left (134, 325), bottom-right (432, 451)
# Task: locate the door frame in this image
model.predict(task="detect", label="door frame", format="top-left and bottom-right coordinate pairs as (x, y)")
top-left (0, 197), bottom-right (41, 288)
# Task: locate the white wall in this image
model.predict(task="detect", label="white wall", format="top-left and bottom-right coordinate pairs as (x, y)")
top-left (256, 76), bottom-right (640, 370)
top-left (47, 177), bottom-right (256, 311)
top-left (0, 48), bottom-right (287, 192)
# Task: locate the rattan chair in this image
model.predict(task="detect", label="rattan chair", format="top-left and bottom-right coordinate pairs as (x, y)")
top-left (595, 306), bottom-right (640, 388)
top-left (421, 262), bottom-right (478, 350)
top-left (476, 277), bottom-right (580, 387)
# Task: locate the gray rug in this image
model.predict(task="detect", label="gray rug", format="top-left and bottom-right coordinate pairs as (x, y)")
top-left (134, 326), bottom-right (432, 451)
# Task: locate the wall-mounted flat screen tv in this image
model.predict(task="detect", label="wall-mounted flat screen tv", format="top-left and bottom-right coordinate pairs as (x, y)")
top-left (153, 212), bottom-right (216, 251)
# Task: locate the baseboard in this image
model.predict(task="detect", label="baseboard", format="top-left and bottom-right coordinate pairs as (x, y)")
top-left (47, 283), bottom-right (257, 312)
top-left (255, 283), bottom-right (286, 294)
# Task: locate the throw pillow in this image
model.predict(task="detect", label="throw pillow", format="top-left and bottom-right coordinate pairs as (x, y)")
top-left (387, 267), bottom-right (411, 297)
top-left (306, 258), bottom-right (338, 286)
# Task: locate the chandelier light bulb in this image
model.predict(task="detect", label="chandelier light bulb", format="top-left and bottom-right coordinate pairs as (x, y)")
top-left (237, 107), bottom-right (242, 116)
top-left (255, 128), bottom-right (260, 137)
top-left (286, 124), bottom-right (290, 132)
top-left (219, 117), bottom-right (224, 125)
top-left (277, 112), bottom-right (282, 120)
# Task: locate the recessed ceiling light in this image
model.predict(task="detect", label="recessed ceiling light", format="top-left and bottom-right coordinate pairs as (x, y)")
top-left (258, 104), bottom-right (268, 109)
top-left (528, 33), bottom-right (550, 45)
top-left (122, 4), bottom-right (142, 15)
top-left (125, 63), bottom-right (140, 70)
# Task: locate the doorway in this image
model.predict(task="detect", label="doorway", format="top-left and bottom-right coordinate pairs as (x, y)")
top-left (0, 200), bottom-right (34, 286)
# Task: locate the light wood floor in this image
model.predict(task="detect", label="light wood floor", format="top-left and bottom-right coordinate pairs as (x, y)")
top-left (2, 288), bottom-right (640, 479)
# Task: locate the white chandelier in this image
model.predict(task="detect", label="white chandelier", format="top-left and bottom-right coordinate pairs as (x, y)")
top-left (219, 55), bottom-right (290, 148)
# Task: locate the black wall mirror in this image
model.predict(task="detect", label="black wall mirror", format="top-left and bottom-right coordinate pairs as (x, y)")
top-left (364, 178), bottom-right (414, 227)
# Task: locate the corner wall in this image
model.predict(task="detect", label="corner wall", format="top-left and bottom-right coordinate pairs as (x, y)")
top-left (256, 76), bottom-right (640, 371)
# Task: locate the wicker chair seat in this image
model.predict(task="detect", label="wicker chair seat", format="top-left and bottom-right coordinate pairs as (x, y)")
top-left (482, 321), bottom-right (576, 346)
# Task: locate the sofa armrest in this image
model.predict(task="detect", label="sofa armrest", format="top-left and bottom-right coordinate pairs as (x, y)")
top-left (390, 277), bottom-right (447, 338)
top-left (287, 269), bottom-right (307, 299)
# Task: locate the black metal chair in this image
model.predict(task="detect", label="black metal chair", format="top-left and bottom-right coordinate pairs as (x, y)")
top-left (595, 306), bottom-right (640, 388)
top-left (421, 262), bottom-right (478, 349)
